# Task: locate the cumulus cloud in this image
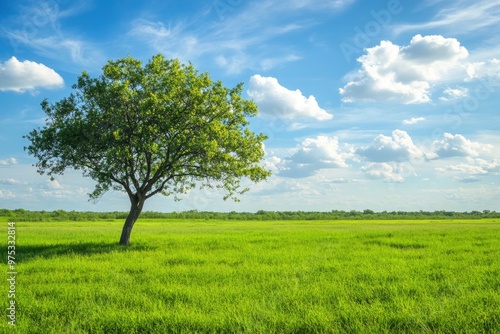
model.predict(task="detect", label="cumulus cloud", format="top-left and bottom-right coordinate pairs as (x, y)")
top-left (270, 136), bottom-right (353, 178)
top-left (39, 179), bottom-right (63, 190)
top-left (339, 34), bottom-right (470, 104)
top-left (473, 158), bottom-right (500, 173)
top-left (402, 117), bottom-right (425, 125)
top-left (361, 162), bottom-right (409, 183)
top-left (432, 133), bottom-right (493, 158)
top-left (401, 34), bottom-right (468, 64)
top-left (357, 129), bottom-right (428, 163)
top-left (467, 58), bottom-right (500, 80)
top-left (247, 75), bottom-right (333, 121)
top-left (0, 57), bottom-right (64, 93)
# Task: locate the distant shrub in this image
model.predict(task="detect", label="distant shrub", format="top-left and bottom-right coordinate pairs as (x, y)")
top-left (1, 209), bottom-right (499, 222)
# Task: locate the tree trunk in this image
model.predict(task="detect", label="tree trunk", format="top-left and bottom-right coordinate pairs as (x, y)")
top-left (119, 195), bottom-right (145, 246)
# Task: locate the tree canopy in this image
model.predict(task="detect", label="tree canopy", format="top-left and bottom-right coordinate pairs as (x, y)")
top-left (25, 54), bottom-right (270, 245)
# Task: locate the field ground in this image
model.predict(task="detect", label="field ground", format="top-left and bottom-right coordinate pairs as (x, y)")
top-left (1, 219), bottom-right (499, 333)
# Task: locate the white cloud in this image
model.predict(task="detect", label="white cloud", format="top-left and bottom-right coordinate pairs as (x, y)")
top-left (340, 35), bottom-right (470, 104)
top-left (432, 133), bottom-right (493, 158)
top-left (271, 136), bottom-right (353, 178)
top-left (436, 157), bottom-right (500, 182)
top-left (466, 58), bottom-right (500, 80)
top-left (247, 75), bottom-right (333, 121)
top-left (357, 129), bottom-right (428, 163)
top-left (39, 179), bottom-right (63, 190)
top-left (402, 34), bottom-right (468, 65)
top-left (356, 131), bottom-right (498, 182)
top-left (439, 87), bottom-right (469, 101)
top-left (263, 156), bottom-right (284, 175)
top-left (0, 178), bottom-right (25, 185)
top-left (0, 57), bottom-right (63, 93)
top-left (0, 158), bottom-right (18, 166)
top-left (0, 189), bottom-right (15, 199)
top-left (437, 163), bottom-right (488, 175)
top-left (402, 117), bottom-right (425, 125)
top-left (288, 136), bottom-right (351, 167)
top-left (472, 158), bottom-right (500, 173)
top-left (361, 162), bottom-right (407, 183)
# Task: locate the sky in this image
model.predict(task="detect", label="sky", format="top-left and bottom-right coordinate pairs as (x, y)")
top-left (1, 0), bottom-right (499, 213)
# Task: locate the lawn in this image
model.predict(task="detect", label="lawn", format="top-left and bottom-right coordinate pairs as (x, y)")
top-left (2, 219), bottom-right (499, 333)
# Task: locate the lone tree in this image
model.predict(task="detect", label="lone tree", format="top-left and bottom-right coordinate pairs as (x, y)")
top-left (25, 54), bottom-right (270, 245)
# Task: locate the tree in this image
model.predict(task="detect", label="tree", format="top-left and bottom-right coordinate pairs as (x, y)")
top-left (25, 54), bottom-right (270, 245)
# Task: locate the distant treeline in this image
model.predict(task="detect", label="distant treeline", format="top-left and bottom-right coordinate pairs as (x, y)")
top-left (1, 208), bottom-right (499, 222)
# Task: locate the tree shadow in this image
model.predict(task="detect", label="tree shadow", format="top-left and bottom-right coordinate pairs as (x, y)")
top-left (7, 242), bottom-right (157, 263)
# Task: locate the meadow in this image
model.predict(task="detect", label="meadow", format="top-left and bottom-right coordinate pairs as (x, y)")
top-left (1, 218), bottom-right (499, 333)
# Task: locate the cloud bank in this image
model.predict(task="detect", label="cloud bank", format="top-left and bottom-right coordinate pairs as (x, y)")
top-left (268, 130), bottom-right (495, 183)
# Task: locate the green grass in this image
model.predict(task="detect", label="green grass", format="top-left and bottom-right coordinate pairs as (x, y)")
top-left (2, 219), bottom-right (500, 333)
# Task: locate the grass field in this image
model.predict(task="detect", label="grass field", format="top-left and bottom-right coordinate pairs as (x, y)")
top-left (2, 219), bottom-right (499, 333)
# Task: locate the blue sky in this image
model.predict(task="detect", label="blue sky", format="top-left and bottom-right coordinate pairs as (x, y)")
top-left (1, 0), bottom-right (499, 212)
